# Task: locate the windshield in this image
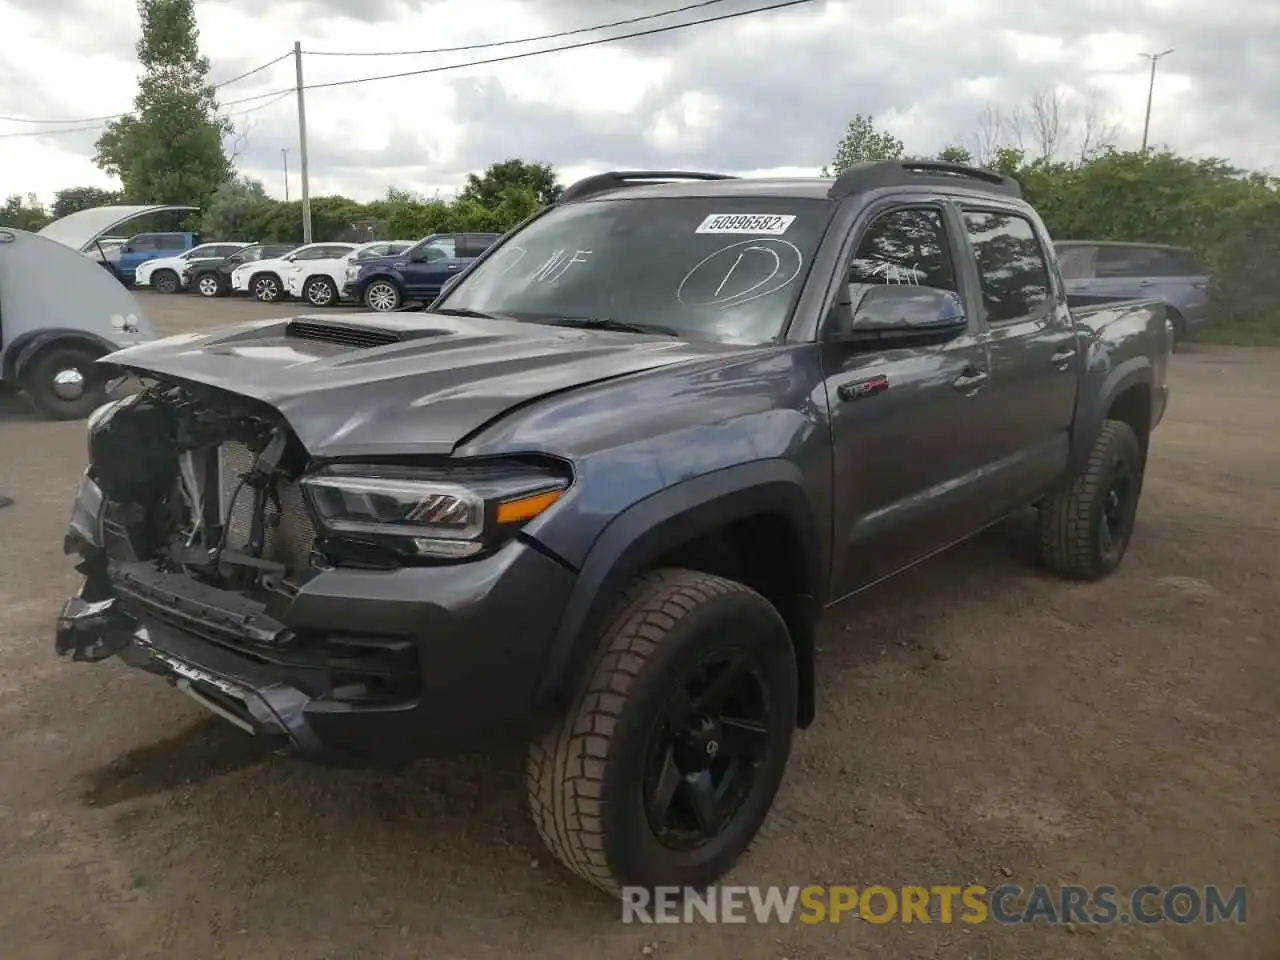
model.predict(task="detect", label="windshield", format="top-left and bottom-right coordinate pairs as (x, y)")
top-left (438, 196), bottom-right (834, 344)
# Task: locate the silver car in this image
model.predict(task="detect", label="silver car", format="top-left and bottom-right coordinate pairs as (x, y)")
top-left (1055, 241), bottom-right (1210, 345)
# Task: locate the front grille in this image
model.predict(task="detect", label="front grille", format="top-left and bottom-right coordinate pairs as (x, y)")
top-left (285, 318), bottom-right (399, 349)
top-left (218, 442), bottom-right (316, 572)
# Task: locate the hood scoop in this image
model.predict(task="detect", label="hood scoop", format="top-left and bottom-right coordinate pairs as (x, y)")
top-left (285, 317), bottom-right (445, 350)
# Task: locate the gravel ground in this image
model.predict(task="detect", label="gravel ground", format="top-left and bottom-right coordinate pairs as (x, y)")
top-left (0, 291), bottom-right (1276, 960)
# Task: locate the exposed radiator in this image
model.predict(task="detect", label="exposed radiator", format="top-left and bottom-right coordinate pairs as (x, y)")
top-left (217, 442), bottom-right (316, 573)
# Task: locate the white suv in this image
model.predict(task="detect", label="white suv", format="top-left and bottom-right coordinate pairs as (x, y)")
top-left (229, 242), bottom-right (357, 302)
top-left (134, 242), bottom-right (251, 293)
top-left (285, 240), bottom-right (414, 307)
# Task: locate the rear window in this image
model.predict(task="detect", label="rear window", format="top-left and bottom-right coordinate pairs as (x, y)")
top-left (439, 197), bottom-right (835, 344)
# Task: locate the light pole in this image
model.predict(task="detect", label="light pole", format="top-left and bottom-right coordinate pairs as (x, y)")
top-left (1140, 48), bottom-right (1174, 152)
top-left (281, 147), bottom-right (290, 202)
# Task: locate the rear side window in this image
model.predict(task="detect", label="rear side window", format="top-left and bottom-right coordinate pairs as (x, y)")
top-left (157, 234), bottom-right (187, 250)
top-left (1094, 245), bottom-right (1199, 278)
top-left (1055, 244), bottom-right (1097, 280)
top-left (962, 211), bottom-right (1051, 324)
top-left (458, 234), bottom-right (498, 258)
top-left (129, 235), bottom-right (156, 251)
top-left (848, 207), bottom-right (957, 292)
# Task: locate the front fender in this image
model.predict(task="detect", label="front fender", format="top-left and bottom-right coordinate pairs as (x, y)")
top-left (532, 460), bottom-right (822, 714)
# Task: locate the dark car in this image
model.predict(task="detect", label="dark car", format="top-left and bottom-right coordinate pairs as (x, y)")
top-left (344, 232), bottom-right (501, 310)
top-left (57, 163), bottom-right (1172, 898)
top-left (1055, 240), bottom-right (1209, 346)
top-left (185, 242), bottom-right (300, 298)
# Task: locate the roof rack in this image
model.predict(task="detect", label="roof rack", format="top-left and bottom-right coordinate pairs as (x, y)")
top-left (558, 170), bottom-right (739, 204)
top-left (827, 160), bottom-right (1022, 200)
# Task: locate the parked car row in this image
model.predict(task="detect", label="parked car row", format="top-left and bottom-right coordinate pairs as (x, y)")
top-left (132, 232), bottom-right (503, 311)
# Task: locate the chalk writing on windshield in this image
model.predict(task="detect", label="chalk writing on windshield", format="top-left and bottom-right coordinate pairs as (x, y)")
top-left (491, 244), bottom-right (528, 277)
top-left (676, 238), bottom-right (804, 309)
top-left (529, 248), bottom-right (593, 284)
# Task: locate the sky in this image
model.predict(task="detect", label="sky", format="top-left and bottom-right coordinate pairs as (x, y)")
top-left (0, 0), bottom-right (1276, 206)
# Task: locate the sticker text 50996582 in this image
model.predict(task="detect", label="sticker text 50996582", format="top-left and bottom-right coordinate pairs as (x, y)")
top-left (695, 214), bottom-right (796, 236)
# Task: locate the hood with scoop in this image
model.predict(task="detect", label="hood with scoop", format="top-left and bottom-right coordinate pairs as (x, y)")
top-left (99, 311), bottom-right (747, 458)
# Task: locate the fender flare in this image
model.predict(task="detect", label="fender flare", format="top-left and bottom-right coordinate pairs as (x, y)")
top-left (1070, 355), bottom-right (1153, 473)
top-left (6, 329), bottom-right (120, 383)
top-left (533, 460), bottom-right (824, 725)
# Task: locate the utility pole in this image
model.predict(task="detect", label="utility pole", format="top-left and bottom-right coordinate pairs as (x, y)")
top-left (293, 41), bottom-right (312, 243)
top-left (1140, 48), bottom-right (1174, 152)
top-left (281, 147), bottom-right (290, 202)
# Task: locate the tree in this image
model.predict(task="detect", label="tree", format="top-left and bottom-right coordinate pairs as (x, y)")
top-left (458, 159), bottom-right (562, 208)
top-left (93, 0), bottom-right (232, 206)
top-left (199, 175), bottom-right (270, 239)
top-left (936, 145), bottom-right (974, 165)
top-left (822, 114), bottom-right (905, 175)
top-left (52, 186), bottom-right (126, 219)
top-left (0, 193), bottom-right (51, 231)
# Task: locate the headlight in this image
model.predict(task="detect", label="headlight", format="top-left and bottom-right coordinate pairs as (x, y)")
top-left (301, 460), bottom-right (570, 559)
top-left (345, 264), bottom-right (360, 279)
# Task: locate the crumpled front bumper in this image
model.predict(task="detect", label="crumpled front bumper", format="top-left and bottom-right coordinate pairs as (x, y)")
top-left (56, 469), bottom-right (578, 766)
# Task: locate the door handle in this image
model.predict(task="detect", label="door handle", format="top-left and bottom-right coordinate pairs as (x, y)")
top-left (447, 263), bottom-right (461, 270)
top-left (952, 369), bottom-right (989, 392)
top-left (1051, 348), bottom-right (1077, 370)
top-left (1137, 280), bottom-right (1155, 287)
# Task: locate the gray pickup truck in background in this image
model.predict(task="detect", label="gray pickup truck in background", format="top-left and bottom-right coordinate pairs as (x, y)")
top-left (1055, 239), bottom-right (1209, 346)
top-left (57, 161), bottom-right (1171, 899)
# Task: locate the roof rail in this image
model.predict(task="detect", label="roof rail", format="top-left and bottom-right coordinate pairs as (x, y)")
top-left (558, 170), bottom-right (739, 204)
top-left (827, 160), bottom-right (1021, 200)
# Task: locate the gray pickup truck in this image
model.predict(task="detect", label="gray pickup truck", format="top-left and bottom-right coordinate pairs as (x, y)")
top-left (56, 162), bottom-right (1171, 899)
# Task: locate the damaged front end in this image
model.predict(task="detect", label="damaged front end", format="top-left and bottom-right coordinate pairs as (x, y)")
top-left (57, 382), bottom-right (348, 759)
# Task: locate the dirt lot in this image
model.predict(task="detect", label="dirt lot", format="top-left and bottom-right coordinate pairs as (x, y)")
top-left (0, 292), bottom-right (1276, 960)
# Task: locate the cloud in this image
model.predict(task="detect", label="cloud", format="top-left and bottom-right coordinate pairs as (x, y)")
top-left (0, 0), bottom-right (1275, 207)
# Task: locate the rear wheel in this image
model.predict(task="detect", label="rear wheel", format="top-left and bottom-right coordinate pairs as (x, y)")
top-left (152, 269), bottom-right (179, 294)
top-left (304, 275), bottom-right (337, 307)
top-left (526, 568), bottom-right (797, 896)
top-left (252, 272), bottom-right (283, 302)
top-left (364, 279), bottom-right (401, 312)
top-left (1038, 419), bottom-right (1144, 580)
top-left (22, 345), bottom-right (108, 420)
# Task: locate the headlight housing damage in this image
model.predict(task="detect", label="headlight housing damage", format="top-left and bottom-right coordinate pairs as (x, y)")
top-left (301, 460), bottom-right (570, 559)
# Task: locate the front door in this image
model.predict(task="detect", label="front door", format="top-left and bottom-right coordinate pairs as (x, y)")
top-left (824, 202), bottom-right (998, 598)
top-left (403, 237), bottom-right (459, 297)
top-left (958, 207), bottom-right (1079, 507)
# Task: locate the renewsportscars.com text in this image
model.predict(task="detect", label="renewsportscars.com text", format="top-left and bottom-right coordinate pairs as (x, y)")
top-left (621, 884), bottom-right (1247, 925)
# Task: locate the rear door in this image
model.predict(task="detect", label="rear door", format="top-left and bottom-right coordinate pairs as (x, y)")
top-left (824, 201), bottom-right (998, 597)
top-left (958, 206), bottom-right (1078, 504)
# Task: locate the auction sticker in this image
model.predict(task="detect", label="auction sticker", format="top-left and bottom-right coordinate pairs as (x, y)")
top-left (695, 213), bottom-right (796, 235)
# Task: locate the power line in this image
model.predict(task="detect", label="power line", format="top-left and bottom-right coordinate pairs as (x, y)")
top-left (0, 50), bottom-right (292, 126)
top-left (223, 0), bottom-right (817, 109)
top-left (1, 1), bottom-right (813, 138)
top-left (0, 90), bottom-right (293, 139)
top-left (307, 0), bottom-right (731, 56)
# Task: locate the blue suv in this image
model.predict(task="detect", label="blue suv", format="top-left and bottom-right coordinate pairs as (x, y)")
top-left (344, 232), bottom-right (501, 311)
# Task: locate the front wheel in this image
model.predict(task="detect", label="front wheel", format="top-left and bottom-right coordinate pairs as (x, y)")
top-left (152, 269), bottom-right (179, 294)
top-left (22, 346), bottom-right (108, 420)
top-left (195, 273), bottom-right (223, 298)
top-left (1038, 419), bottom-right (1144, 580)
top-left (526, 568), bottom-right (797, 896)
top-left (252, 273), bottom-right (283, 302)
top-left (364, 279), bottom-right (401, 312)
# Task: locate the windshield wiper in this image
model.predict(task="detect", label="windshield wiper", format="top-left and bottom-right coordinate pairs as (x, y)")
top-left (430, 307), bottom-right (506, 319)
top-left (536, 316), bottom-right (683, 337)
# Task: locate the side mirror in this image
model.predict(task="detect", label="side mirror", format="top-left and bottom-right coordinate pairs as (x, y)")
top-left (836, 284), bottom-right (967, 340)
top-left (119, 242), bottom-right (134, 254)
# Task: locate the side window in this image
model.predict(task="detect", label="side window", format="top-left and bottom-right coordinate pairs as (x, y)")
top-left (422, 237), bottom-right (457, 261)
top-left (129, 235), bottom-right (156, 252)
top-left (214, 245), bottom-right (243, 258)
top-left (458, 234), bottom-right (497, 258)
top-left (356, 244), bottom-right (385, 260)
top-left (848, 207), bottom-right (957, 292)
top-left (292, 247), bottom-right (325, 260)
top-left (160, 235), bottom-right (187, 250)
top-left (962, 210), bottom-right (1051, 324)
top-left (1094, 246), bottom-right (1157, 278)
top-left (313, 245), bottom-right (352, 258)
top-left (1161, 249), bottom-right (1203, 275)
top-left (1056, 245), bottom-right (1097, 280)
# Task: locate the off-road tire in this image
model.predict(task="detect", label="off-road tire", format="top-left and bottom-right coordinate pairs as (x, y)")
top-left (151, 269), bottom-right (179, 294)
top-left (22, 346), bottom-right (107, 420)
top-left (1038, 419), bottom-right (1144, 581)
top-left (251, 272), bottom-right (283, 302)
top-left (526, 567), bottom-right (797, 897)
top-left (304, 275), bottom-right (337, 307)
